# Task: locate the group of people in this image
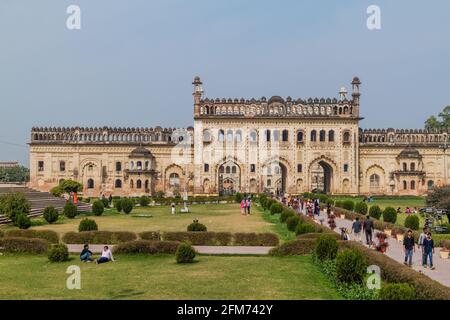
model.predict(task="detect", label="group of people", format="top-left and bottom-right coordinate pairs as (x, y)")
top-left (240, 196), bottom-right (252, 215)
top-left (404, 228), bottom-right (436, 269)
top-left (398, 207), bottom-right (418, 214)
top-left (80, 244), bottom-right (115, 264)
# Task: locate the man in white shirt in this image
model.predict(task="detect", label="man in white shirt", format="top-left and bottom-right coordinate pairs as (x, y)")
top-left (96, 246), bottom-right (115, 264)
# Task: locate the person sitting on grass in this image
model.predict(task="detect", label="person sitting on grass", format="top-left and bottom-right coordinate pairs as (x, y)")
top-left (80, 244), bottom-right (93, 262)
top-left (96, 246), bottom-right (115, 264)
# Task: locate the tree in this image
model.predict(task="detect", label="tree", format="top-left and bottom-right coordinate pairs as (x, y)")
top-left (0, 166), bottom-right (29, 183)
top-left (0, 192), bottom-right (31, 223)
top-left (426, 185), bottom-right (450, 209)
top-left (424, 105), bottom-right (450, 130)
top-left (51, 179), bottom-right (83, 197)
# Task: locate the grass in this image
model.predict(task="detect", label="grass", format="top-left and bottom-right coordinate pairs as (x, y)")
top-left (0, 254), bottom-right (341, 300)
top-left (260, 207), bottom-right (296, 242)
top-left (1, 203), bottom-right (274, 236)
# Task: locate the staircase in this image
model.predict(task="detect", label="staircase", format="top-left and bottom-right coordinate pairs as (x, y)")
top-left (0, 185), bottom-right (91, 224)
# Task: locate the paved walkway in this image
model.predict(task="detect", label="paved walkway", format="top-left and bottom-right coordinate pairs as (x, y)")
top-left (67, 244), bottom-right (273, 255)
top-left (311, 209), bottom-right (450, 287)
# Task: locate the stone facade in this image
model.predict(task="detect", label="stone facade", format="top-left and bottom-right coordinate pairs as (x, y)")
top-left (29, 76), bottom-right (449, 196)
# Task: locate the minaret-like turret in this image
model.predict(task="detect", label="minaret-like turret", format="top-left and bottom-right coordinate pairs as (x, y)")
top-left (193, 76), bottom-right (203, 117)
top-left (352, 76), bottom-right (361, 106)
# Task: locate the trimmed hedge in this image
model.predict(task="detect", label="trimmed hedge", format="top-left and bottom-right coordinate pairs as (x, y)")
top-left (354, 202), bottom-right (368, 215)
top-left (0, 237), bottom-right (49, 253)
top-left (383, 207), bottom-right (397, 224)
top-left (113, 199), bottom-right (123, 212)
top-left (163, 231), bottom-right (279, 246)
top-left (4, 229), bottom-right (59, 244)
top-left (187, 220), bottom-right (207, 232)
top-left (335, 249), bottom-right (367, 284)
top-left (78, 218), bottom-right (98, 232)
top-left (315, 234), bottom-right (339, 261)
top-left (234, 233), bottom-right (279, 246)
top-left (269, 202), bottom-right (283, 215)
top-left (139, 231), bottom-right (161, 241)
top-left (43, 206), bottom-right (59, 224)
top-left (113, 240), bottom-right (180, 254)
top-left (62, 231), bottom-right (137, 244)
top-left (280, 209), bottom-right (295, 223)
top-left (48, 243), bottom-right (69, 262)
top-left (286, 216), bottom-right (300, 232)
top-left (379, 283), bottom-right (416, 300)
top-left (342, 200), bottom-right (355, 211)
top-left (122, 198), bottom-right (134, 214)
top-left (295, 223), bottom-right (316, 236)
top-left (92, 200), bottom-right (104, 216)
top-left (176, 243), bottom-right (196, 263)
top-left (269, 239), bottom-right (317, 256)
top-left (297, 232), bottom-right (340, 240)
top-left (369, 205), bottom-right (382, 219)
top-left (404, 215), bottom-right (420, 231)
top-left (63, 201), bottom-right (78, 218)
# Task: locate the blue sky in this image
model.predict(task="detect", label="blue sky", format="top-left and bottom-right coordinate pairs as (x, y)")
top-left (0, 0), bottom-right (449, 165)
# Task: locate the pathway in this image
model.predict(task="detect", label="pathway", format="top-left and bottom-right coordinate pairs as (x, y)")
top-left (67, 244), bottom-right (273, 255)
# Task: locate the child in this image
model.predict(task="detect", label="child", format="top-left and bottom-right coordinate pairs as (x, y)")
top-left (422, 233), bottom-right (435, 270)
top-left (171, 204), bottom-right (176, 215)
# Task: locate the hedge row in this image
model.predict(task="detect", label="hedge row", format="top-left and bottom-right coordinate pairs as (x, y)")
top-left (3, 229), bottom-right (59, 244)
top-left (163, 232), bottom-right (279, 246)
top-left (113, 240), bottom-right (180, 254)
top-left (62, 231), bottom-right (137, 244)
top-left (0, 237), bottom-right (49, 253)
top-left (269, 237), bottom-right (345, 256)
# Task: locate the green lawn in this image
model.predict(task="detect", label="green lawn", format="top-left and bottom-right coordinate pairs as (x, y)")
top-left (0, 254), bottom-right (341, 300)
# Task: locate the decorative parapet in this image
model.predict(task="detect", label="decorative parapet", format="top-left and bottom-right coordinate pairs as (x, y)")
top-left (359, 128), bottom-right (450, 146)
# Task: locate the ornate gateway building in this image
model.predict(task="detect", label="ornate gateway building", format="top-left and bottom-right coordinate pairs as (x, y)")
top-left (29, 77), bottom-right (449, 197)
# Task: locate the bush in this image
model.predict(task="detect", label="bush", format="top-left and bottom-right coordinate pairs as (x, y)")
top-left (280, 209), bottom-right (295, 223)
top-left (113, 199), bottom-right (123, 212)
top-left (334, 200), bottom-right (343, 208)
top-left (187, 220), bottom-right (207, 232)
top-left (176, 243), bottom-right (196, 263)
top-left (378, 283), bottom-right (416, 300)
top-left (121, 198), bottom-right (134, 214)
top-left (63, 201), bottom-right (77, 219)
top-left (354, 202), bottom-right (368, 215)
top-left (92, 200), bottom-right (104, 216)
top-left (335, 249), bottom-right (367, 284)
top-left (234, 233), bottom-right (279, 246)
top-left (264, 199), bottom-right (275, 211)
top-left (295, 223), bottom-right (316, 235)
top-left (48, 244), bottom-right (69, 262)
top-left (15, 213), bottom-right (31, 229)
top-left (113, 240), bottom-right (180, 254)
top-left (315, 234), bottom-right (339, 261)
top-left (0, 237), bottom-right (48, 253)
top-left (0, 230), bottom-right (3, 238)
top-left (269, 239), bottom-right (317, 256)
top-left (404, 215), bottom-right (420, 231)
top-left (139, 231), bottom-right (161, 241)
top-left (342, 200), bottom-right (355, 211)
top-left (286, 216), bottom-right (300, 232)
top-left (297, 232), bottom-right (341, 240)
top-left (139, 196), bottom-right (150, 207)
top-left (0, 192), bottom-right (31, 223)
top-left (234, 192), bottom-right (244, 203)
top-left (78, 218), bottom-right (98, 232)
top-left (62, 231), bottom-right (137, 244)
top-left (369, 205), bottom-right (382, 219)
top-left (269, 202), bottom-right (283, 215)
top-left (100, 197), bottom-right (109, 208)
top-left (43, 206), bottom-right (59, 224)
top-left (5, 229), bottom-right (59, 244)
top-left (383, 207), bottom-right (397, 224)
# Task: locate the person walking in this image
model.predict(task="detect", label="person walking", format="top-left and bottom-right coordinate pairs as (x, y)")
top-left (246, 197), bottom-right (251, 215)
top-left (240, 199), bottom-right (246, 215)
top-left (403, 230), bottom-right (415, 267)
top-left (363, 215), bottom-right (374, 247)
top-left (351, 217), bottom-right (362, 242)
top-left (418, 227), bottom-right (428, 267)
top-left (171, 203), bottom-right (176, 215)
top-left (108, 194), bottom-right (113, 207)
top-left (422, 233), bottom-right (435, 270)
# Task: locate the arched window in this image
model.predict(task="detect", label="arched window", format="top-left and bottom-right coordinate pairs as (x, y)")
top-left (310, 130), bottom-right (317, 142)
top-left (297, 131), bottom-right (304, 143)
top-left (235, 130), bottom-right (242, 142)
top-left (136, 179), bottom-right (142, 189)
top-left (328, 130), bottom-right (335, 142)
top-left (218, 130), bottom-right (225, 142)
top-left (273, 130), bottom-right (280, 142)
top-left (226, 166), bottom-right (231, 174)
top-left (282, 130), bottom-right (289, 142)
top-left (59, 161), bottom-right (66, 172)
top-left (403, 180), bottom-right (407, 190)
top-left (115, 179), bottom-right (122, 188)
top-left (267, 179), bottom-right (272, 186)
top-left (343, 131), bottom-right (350, 143)
top-left (204, 163), bottom-right (209, 172)
top-left (297, 164), bottom-right (302, 173)
top-left (145, 161), bottom-right (150, 170)
top-left (130, 179), bottom-right (134, 189)
top-left (427, 180), bottom-right (434, 190)
top-left (410, 180), bottom-right (416, 190)
top-left (227, 130), bottom-right (233, 142)
top-left (319, 130), bottom-right (326, 142)
top-left (137, 161), bottom-right (142, 169)
top-left (115, 162), bottom-right (122, 172)
top-left (130, 161), bottom-right (134, 169)
top-left (169, 173), bottom-right (180, 186)
top-left (370, 174), bottom-right (380, 188)
top-left (410, 163), bottom-right (416, 171)
top-left (403, 163), bottom-right (408, 171)
top-left (266, 130), bottom-right (271, 142)
top-left (203, 129), bottom-right (211, 142)
top-left (249, 131), bottom-right (257, 143)
top-left (87, 179), bottom-right (94, 189)
top-left (232, 166), bottom-right (237, 174)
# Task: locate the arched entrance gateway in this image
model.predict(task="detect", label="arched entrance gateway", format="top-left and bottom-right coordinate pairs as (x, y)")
top-left (218, 160), bottom-right (241, 195)
top-left (309, 158), bottom-right (334, 194)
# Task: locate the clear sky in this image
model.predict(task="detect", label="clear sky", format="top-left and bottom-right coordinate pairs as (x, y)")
top-left (1, 0), bottom-right (449, 165)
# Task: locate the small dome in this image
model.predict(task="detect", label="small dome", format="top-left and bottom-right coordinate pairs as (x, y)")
top-left (130, 146), bottom-right (153, 158)
top-left (268, 96), bottom-right (285, 104)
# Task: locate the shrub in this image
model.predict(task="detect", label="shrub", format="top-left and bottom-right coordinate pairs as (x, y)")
top-left (113, 198), bottom-right (123, 212)
top-left (404, 215), bottom-right (420, 231)
top-left (139, 231), bottom-right (161, 241)
top-left (176, 243), bottom-right (196, 263)
top-left (121, 198), bottom-right (134, 214)
top-left (139, 196), bottom-right (150, 207)
top-left (269, 202), bottom-right (283, 215)
top-left (215, 232), bottom-right (234, 246)
top-left (295, 223), bottom-right (316, 236)
top-left (286, 216), bottom-right (300, 232)
top-left (187, 220), bottom-right (207, 232)
top-left (315, 234), bottom-right (339, 261)
top-left (234, 192), bottom-right (244, 203)
top-left (0, 230), bottom-right (3, 238)
top-left (297, 232), bottom-right (341, 240)
top-left (264, 199), bottom-right (275, 210)
top-left (335, 249), bottom-right (367, 284)
top-left (113, 240), bottom-right (180, 254)
top-left (63, 201), bottom-right (77, 218)
top-left (383, 207), bottom-right (397, 224)
top-left (342, 200), bottom-right (355, 211)
top-left (0, 237), bottom-right (48, 253)
top-left (369, 205), bottom-right (382, 219)
top-left (269, 239), bottom-right (317, 256)
top-left (234, 233), bottom-right (279, 246)
top-left (0, 192), bottom-right (31, 223)
top-left (15, 213), bottom-right (31, 229)
top-left (43, 206), bottom-right (59, 224)
top-left (378, 283), bottom-right (416, 300)
top-left (92, 200), bottom-right (104, 216)
top-left (78, 218), bottom-right (98, 232)
top-left (334, 200), bottom-right (343, 208)
top-left (100, 197), bottom-right (109, 208)
top-left (5, 229), bottom-right (59, 244)
top-left (62, 231), bottom-right (137, 244)
top-left (48, 244), bottom-right (69, 262)
top-left (354, 202), bottom-right (368, 215)
top-left (280, 209), bottom-right (295, 223)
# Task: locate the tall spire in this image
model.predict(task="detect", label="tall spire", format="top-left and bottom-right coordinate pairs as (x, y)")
top-left (193, 76), bottom-right (203, 117)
